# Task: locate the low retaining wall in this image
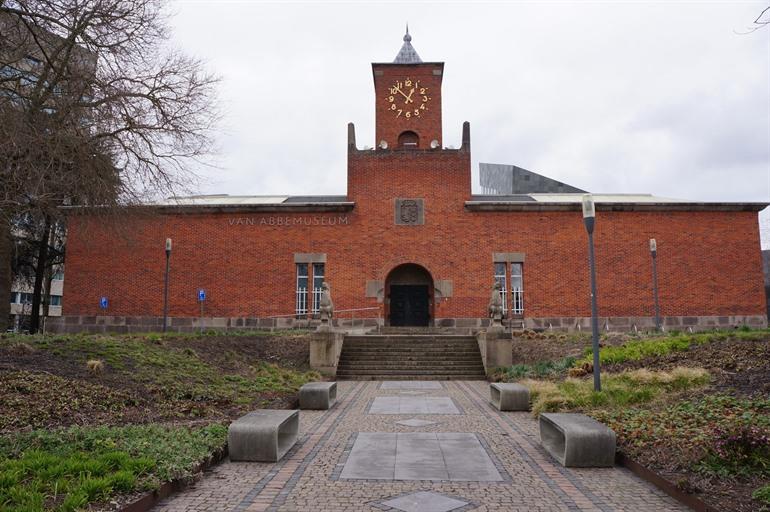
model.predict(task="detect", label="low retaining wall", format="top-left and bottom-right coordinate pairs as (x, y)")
top-left (45, 315), bottom-right (381, 334)
top-left (524, 314), bottom-right (767, 332)
top-left (46, 314), bottom-right (766, 334)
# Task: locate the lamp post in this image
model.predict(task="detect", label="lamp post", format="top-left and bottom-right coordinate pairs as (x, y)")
top-left (162, 238), bottom-right (172, 332)
top-left (582, 195), bottom-right (601, 392)
top-left (650, 238), bottom-right (661, 331)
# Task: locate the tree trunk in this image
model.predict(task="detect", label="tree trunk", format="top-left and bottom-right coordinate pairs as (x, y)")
top-left (29, 217), bottom-right (51, 334)
top-left (0, 219), bottom-right (12, 333)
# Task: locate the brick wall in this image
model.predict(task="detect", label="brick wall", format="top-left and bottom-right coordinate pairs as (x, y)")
top-left (373, 63), bottom-right (443, 149)
top-left (63, 133), bottom-right (767, 323)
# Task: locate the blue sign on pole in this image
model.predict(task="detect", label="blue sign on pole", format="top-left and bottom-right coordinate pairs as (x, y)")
top-left (99, 297), bottom-right (108, 309)
top-left (198, 289), bottom-right (206, 302)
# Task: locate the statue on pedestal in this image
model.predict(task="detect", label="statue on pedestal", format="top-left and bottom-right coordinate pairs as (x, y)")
top-left (488, 281), bottom-right (504, 327)
top-left (319, 282), bottom-right (334, 325)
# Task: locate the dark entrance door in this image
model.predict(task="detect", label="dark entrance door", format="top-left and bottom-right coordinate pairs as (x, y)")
top-left (390, 285), bottom-right (429, 326)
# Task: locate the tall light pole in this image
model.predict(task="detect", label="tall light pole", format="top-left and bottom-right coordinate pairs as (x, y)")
top-left (582, 195), bottom-right (601, 392)
top-left (650, 238), bottom-right (661, 331)
top-left (162, 238), bottom-right (172, 332)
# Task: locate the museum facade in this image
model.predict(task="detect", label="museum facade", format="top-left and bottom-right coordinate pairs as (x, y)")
top-left (52, 32), bottom-right (769, 333)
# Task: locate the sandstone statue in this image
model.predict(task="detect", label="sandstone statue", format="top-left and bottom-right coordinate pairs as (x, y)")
top-left (319, 282), bottom-right (334, 324)
top-left (488, 281), bottom-right (504, 326)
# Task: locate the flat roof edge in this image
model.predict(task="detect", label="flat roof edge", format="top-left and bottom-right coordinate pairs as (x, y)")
top-left (464, 202), bottom-right (769, 212)
top-left (63, 203), bottom-right (356, 214)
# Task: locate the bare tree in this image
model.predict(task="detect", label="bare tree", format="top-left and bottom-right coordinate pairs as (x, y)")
top-left (0, 0), bottom-right (219, 332)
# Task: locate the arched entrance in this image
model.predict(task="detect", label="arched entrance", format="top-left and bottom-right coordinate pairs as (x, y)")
top-left (385, 263), bottom-right (433, 326)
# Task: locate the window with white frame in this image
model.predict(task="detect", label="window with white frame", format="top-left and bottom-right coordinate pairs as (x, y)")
top-left (295, 263), bottom-right (309, 318)
top-left (493, 262), bottom-right (525, 316)
top-left (49, 295), bottom-right (62, 306)
top-left (311, 263), bottom-right (325, 315)
top-left (494, 262), bottom-right (507, 312)
top-left (510, 263), bottom-right (524, 315)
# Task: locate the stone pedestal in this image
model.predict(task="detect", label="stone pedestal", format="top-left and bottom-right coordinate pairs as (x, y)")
top-left (476, 329), bottom-right (513, 373)
top-left (309, 330), bottom-right (345, 376)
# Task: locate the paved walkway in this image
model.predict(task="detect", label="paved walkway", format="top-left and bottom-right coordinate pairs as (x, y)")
top-left (153, 381), bottom-right (689, 512)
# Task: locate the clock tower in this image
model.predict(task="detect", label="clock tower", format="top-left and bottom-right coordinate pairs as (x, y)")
top-left (372, 28), bottom-right (443, 149)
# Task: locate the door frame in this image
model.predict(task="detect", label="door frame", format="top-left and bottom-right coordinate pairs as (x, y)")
top-left (384, 263), bottom-right (434, 327)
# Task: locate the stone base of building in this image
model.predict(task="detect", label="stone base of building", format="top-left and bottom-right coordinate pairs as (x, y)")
top-left (523, 315), bottom-right (767, 332)
top-left (46, 314), bottom-right (767, 334)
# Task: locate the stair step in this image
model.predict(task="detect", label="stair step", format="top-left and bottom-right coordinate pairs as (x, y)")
top-left (337, 333), bottom-right (485, 380)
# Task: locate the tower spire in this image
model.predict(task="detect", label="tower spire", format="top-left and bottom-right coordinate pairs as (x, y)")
top-left (393, 24), bottom-right (422, 64)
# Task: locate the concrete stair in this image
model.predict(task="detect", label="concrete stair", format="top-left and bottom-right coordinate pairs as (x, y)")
top-left (336, 334), bottom-right (487, 380)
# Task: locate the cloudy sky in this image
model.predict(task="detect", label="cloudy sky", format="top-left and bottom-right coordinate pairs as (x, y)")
top-left (169, 0), bottom-right (770, 247)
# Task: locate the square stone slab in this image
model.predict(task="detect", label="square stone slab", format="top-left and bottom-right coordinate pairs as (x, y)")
top-left (369, 396), bottom-right (460, 415)
top-left (396, 418), bottom-right (437, 427)
top-left (339, 432), bottom-right (503, 481)
top-left (380, 491), bottom-right (469, 512)
top-left (380, 381), bottom-right (443, 390)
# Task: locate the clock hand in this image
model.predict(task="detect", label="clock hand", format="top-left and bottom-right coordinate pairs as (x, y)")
top-left (394, 86), bottom-right (410, 101)
top-left (404, 88), bottom-right (415, 104)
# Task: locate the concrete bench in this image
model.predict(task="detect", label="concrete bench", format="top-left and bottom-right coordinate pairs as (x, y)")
top-left (299, 381), bottom-right (337, 410)
top-left (539, 413), bottom-right (616, 467)
top-left (489, 382), bottom-right (530, 411)
top-left (228, 410), bottom-right (299, 462)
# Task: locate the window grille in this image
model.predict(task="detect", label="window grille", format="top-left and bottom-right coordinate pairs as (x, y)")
top-left (295, 263), bottom-right (308, 317)
top-left (511, 263), bottom-right (524, 315)
top-left (494, 262), bottom-right (507, 312)
top-left (311, 263), bottom-right (325, 315)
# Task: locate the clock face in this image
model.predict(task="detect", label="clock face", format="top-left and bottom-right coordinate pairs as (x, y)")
top-left (386, 77), bottom-right (431, 120)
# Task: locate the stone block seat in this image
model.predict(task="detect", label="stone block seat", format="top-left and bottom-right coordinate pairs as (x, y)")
top-left (228, 410), bottom-right (299, 462)
top-left (489, 382), bottom-right (530, 411)
top-left (539, 413), bottom-right (616, 467)
top-left (299, 381), bottom-right (337, 410)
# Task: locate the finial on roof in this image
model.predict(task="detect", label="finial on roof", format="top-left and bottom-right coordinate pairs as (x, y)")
top-left (394, 24), bottom-right (422, 64)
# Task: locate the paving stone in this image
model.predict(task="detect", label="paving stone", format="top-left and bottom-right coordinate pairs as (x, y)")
top-left (380, 491), bottom-right (469, 512)
top-left (381, 381), bottom-right (443, 390)
top-left (369, 396), bottom-right (460, 414)
top-left (151, 380), bottom-right (691, 512)
top-left (339, 432), bottom-right (503, 482)
top-left (395, 418), bottom-right (437, 427)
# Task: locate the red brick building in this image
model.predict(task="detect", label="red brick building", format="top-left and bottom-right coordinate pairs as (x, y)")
top-left (54, 32), bottom-right (768, 333)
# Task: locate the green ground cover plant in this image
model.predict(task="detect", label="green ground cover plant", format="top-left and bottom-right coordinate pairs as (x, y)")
top-left (577, 329), bottom-right (770, 367)
top-left (491, 356), bottom-right (577, 380)
top-left (754, 484), bottom-right (770, 509)
top-left (0, 424), bottom-right (226, 512)
top-left (521, 367), bottom-right (710, 416)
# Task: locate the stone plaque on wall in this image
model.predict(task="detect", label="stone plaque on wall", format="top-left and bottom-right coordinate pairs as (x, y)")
top-left (394, 198), bottom-right (425, 225)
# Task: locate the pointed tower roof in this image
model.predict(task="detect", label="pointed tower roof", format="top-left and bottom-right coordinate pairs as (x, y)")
top-left (393, 25), bottom-right (422, 64)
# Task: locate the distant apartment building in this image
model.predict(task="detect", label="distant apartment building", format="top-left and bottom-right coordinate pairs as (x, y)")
top-left (9, 269), bottom-right (64, 332)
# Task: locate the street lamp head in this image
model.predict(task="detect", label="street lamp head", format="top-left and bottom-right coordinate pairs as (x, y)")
top-left (649, 238), bottom-right (657, 253)
top-left (581, 194), bottom-right (595, 219)
top-left (165, 238), bottom-right (172, 252)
